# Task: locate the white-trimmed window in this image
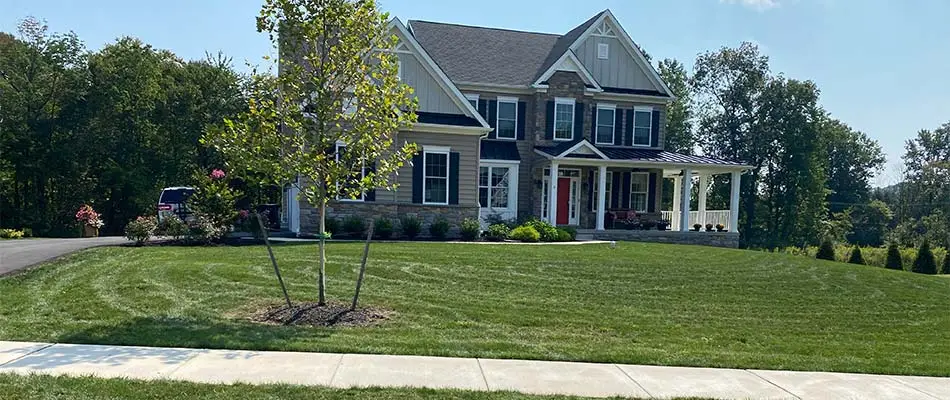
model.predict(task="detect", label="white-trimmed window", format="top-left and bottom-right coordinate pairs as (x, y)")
top-left (335, 143), bottom-right (366, 202)
top-left (595, 104), bottom-right (616, 145)
top-left (633, 107), bottom-right (653, 146)
top-left (629, 172), bottom-right (649, 212)
top-left (554, 97), bottom-right (575, 141)
top-left (597, 43), bottom-right (609, 60)
top-left (479, 166), bottom-right (510, 208)
top-left (496, 97), bottom-right (518, 139)
top-left (423, 147), bottom-right (450, 205)
top-left (592, 170), bottom-right (613, 212)
top-left (464, 93), bottom-right (479, 110)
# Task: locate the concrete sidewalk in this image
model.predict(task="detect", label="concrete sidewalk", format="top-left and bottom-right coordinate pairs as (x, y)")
top-left (1, 341), bottom-right (948, 399)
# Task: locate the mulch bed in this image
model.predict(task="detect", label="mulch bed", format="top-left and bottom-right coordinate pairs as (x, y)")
top-left (250, 301), bottom-right (393, 327)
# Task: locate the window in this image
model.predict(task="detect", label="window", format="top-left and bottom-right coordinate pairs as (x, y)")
top-left (592, 171), bottom-right (613, 212)
top-left (423, 149), bottom-right (449, 205)
top-left (465, 93), bottom-right (479, 110)
top-left (496, 97), bottom-right (517, 139)
top-left (479, 166), bottom-right (510, 209)
top-left (633, 107), bottom-right (653, 146)
top-left (335, 143), bottom-right (366, 201)
top-left (597, 43), bottom-right (609, 60)
top-left (554, 98), bottom-right (575, 141)
top-left (629, 173), bottom-right (649, 212)
top-left (595, 105), bottom-right (615, 145)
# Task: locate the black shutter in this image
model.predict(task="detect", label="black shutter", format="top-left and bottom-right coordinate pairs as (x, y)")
top-left (647, 172), bottom-right (657, 212)
top-left (610, 172), bottom-right (621, 210)
top-left (544, 101), bottom-right (554, 140)
top-left (477, 99), bottom-right (488, 120)
top-left (365, 163), bottom-right (376, 202)
top-left (449, 152), bottom-right (460, 205)
top-left (412, 153), bottom-right (423, 204)
top-left (613, 109), bottom-right (623, 146)
top-left (517, 101), bottom-right (526, 140)
top-left (573, 102), bottom-right (585, 140)
top-left (587, 170), bottom-right (594, 211)
top-left (624, 109), bottom-right (634, 146)
top-left (487, 100), bottom-right (498, 139)
top-left (590, 106), bottom-right (597, 142)
top-left (621, 172), bottom-right (631, 209)
top-left (651, 109), bottom-right (660, 147)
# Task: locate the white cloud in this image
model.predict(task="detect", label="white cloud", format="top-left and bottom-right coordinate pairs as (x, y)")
top-left (720, 0), bottom-right (780, 11)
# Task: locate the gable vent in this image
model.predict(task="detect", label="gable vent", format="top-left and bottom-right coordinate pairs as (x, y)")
top-left (597, 43), bottom-right (609, 60)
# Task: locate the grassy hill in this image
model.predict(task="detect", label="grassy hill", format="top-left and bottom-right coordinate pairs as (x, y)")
top-left (2, 241), bottom-right (949, 376)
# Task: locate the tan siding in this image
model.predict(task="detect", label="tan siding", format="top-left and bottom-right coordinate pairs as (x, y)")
top-left (577, 36), bottom-right (658, 91)
top-left (375, 131), bottom-right (480, 207)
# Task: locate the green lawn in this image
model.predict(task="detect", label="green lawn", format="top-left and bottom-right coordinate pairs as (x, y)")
top-left (0, 374), bottom-right (622, 400)
top-left (2, 242), bottom-right (950, 376)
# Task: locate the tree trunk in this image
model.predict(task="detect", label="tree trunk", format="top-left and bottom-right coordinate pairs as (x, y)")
top-left (318, 199), bottom-right (327, 306)
top-left (351, 221), bottom-right (375, 311)
top-left (258, 212), bottom-right (292, 309)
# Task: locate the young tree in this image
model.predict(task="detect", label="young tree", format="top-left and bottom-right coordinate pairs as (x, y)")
top-left (847, 246), bottom-right (865, 265)
top-left (204, 0), bottom-right (418, 305)
top-left (885, 243), bottom-right (904, 271)
top-left (816, 240), bottom-right (836, 261)
top-left (912, 239), bottom-right (937, 275)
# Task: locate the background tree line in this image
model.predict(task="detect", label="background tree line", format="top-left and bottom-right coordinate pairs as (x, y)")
top-left (657, 42), bottom-right (947, 249)
top-left (0, 17), bottom-right (247, 236)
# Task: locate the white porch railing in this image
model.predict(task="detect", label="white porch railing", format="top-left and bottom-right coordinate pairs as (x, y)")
top-left (661, 210), bottom-right (732, 231)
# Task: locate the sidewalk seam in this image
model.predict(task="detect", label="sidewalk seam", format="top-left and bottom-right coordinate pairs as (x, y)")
top-left (328, 354), bottom-right (345, 386)
top-left (0, 343), bottom-right (55, 368)
top-left (158, 350), bottom-right (204, 379)
top-left (613, 364), bottom-right (653, 399)
top-left (475, 359), bottom-right (491, 391)
top-left (745, 370), bottom-right (802, 400)
top-left (885, 375), bottom-right (942, 400)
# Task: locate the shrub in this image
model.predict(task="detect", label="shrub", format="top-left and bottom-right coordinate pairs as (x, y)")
top-left (429, 218), bottom-right (451, 240)
top-left (885, 243), bottom-right (904, 270)
top-left (373, 218), bottom-right (394, 240)
top-left (555, 228), bottom-right (573, 242)
top-left (188, 169), bottom-right (241, 234)
top-left (156, 216), bottom-right (189, 240)
top-left (485, 224), bottom-right (510, 242)
top-left (400, 215), bottom-right (422, 240)
top-left (341, 215), bottom-right (367, 238)
top-left (523, 218), bottom-right (558, 242)
top-left (459, 218), bottom-right (481, 241)
top-left (185, 216), bottom-right (219, 244)
top-left (324, 217), bottom-right (340, 236)
top-left (21, 227), bottom-right (32, 237)
top-left (847, 246), bottom-right (866, 265)
top-left (124, 216), bottom-right (158, 246)
top-left (816, 240), bottom-right (836, 261)
top-left (0, 229), bottom-right (25, 239)
top-left (483, 213), bottom-right (515, 229)
top-left (509, 225), bottom-right (540, 242)
top-left (942, 252), bottom-right (950, 274)
top-left (912, 239), bottom-right (938, 275)
top-left (562, 226), bottom-right (577, 241)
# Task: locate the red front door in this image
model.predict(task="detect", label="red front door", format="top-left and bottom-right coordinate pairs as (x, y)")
top-left (556, 177), bottom-right (571, 225)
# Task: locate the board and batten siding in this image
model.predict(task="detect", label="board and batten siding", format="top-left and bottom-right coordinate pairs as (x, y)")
top-left (398, 53), bottom-right (466, 115)
top-left (576, 36), bottom-right (658, 92)
top-left (374, 131), bottom-right (480, 207)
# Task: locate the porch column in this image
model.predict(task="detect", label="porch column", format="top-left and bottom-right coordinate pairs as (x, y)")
top-left (672, 176), bottom-right (682, 231)
top-left (698, 174), bottom-right (709, 227)
top-left (679, 169), bottom-right (692, 232)
top-left (729, 171), bottom-right (741, 232)
top-left (548, 162), bottom-right (559, 225)
top-left (595, 165), bottom-right (607, 230)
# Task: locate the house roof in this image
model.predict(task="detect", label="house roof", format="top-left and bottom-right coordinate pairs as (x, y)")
top-left (534, 140), bottom-right (747, 167)
top-left (408, 20), bottom-right (560, 86)
top-left (480, 140), bottom-right (521, 161)
top-left (532, 11), bottom-right (606, 84)
top-left (416, 112), bottom-right (483, 127)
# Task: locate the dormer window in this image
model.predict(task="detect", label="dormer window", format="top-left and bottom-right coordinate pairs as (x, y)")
top-left (597, 43), bottom-right (609, 60)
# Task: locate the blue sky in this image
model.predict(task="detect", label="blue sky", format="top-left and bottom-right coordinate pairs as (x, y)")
top-left (2, 0), bottom-right (947, 186)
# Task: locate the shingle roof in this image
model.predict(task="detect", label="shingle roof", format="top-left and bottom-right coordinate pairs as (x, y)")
top-left (532, 11), bottom-right (606, 82)
top-left (535, 142), bottom-right (747, 167)
top-left (408, 21), bottom-right (560, 86)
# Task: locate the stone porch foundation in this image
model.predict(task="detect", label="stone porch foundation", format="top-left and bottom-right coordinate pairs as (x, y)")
top-left (300, 201), bottom-right (478, 239)
top-left (582, 230), bottom-right (740, 248)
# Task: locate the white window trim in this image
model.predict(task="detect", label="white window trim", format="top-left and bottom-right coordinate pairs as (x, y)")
top-left (335, 142), bottom-right (366, 202)
top-left (495, 96), bottom-right (519, 140)
top-left (478, 163), bottom-right (519, 211)
top-left (592, 170), bottom-right (613, 212)
top-left (464, 93), bottom-right (479, 109)
top-left (597, 43), bottom-right (609, 59)
top-left (595, 103), bottom-right (616, 145)
top-left (632, 106), bottom-right (654, 147)
top-left (422, 147), bottom-right (450, 205)
top-left (629, 172), bottom-right (650, 212)
top-left (553, 97), bottom-right (576, 142)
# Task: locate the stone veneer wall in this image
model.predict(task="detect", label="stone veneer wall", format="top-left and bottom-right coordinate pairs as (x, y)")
top-left (589, 230), bottom-right (740, 248)
top-left (300, 200), bottom-right (478, 239)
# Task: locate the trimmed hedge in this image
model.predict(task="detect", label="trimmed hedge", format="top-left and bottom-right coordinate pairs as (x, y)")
top-left (847, 246), bottom-right (866, 265)
top-left (912, 240), bottom-right (938, 275)
top-left (816, 240), bottom-right (836, 261)
top-left (509, 225), bottom-right (540, 242)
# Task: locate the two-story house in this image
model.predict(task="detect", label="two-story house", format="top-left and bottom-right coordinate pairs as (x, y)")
top-left (282, 10), bottom-right (749, 239)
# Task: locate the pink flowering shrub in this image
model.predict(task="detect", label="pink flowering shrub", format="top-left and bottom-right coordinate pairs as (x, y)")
top-left (210, 169), bottom-right (226, 180)
top-left (75, 204), bottom-right (104, 228)
top-left (188, 168), bottom-right (241, 241)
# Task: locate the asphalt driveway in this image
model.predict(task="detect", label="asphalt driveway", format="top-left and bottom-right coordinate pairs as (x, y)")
top-left (0, 237), bottom-right (128, 276)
